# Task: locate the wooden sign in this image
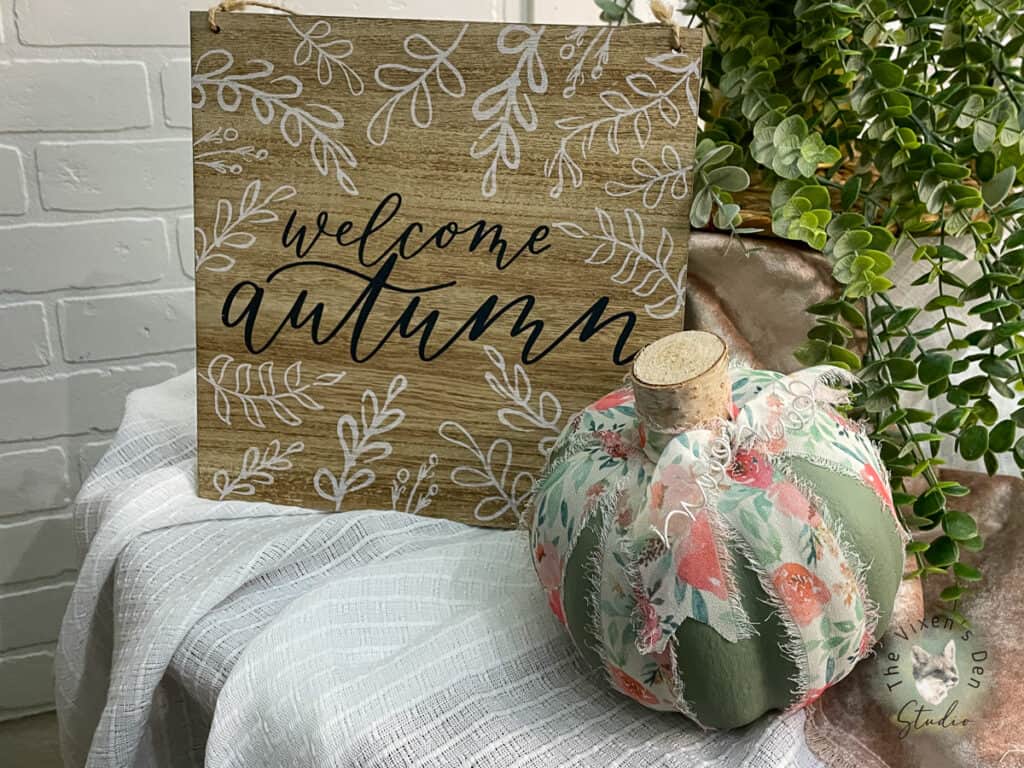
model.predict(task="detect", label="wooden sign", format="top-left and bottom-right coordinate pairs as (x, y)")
top-left (190, 12), bottom-right (702, 527)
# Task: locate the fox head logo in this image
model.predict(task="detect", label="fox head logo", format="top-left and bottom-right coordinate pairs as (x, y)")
top-left (911, 639), bottom-right (959, 706)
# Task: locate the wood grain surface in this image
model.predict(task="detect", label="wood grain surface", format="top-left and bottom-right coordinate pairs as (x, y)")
top-left (190, 12), bottom-right (702, 527)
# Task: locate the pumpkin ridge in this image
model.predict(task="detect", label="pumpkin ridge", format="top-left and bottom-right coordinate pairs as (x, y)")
top-left (627, 492), bottom-right (758, 657)
top-left (582, 486), bottom-right (621, 663)
top-left (711, 480), bottom-right (814, 707)
top-left (771, 458), bottom-right (880, 707)
top-left (776, 458), bottom-right (882, 659)
top-left (739, 365), bottom-right (909, 544)
top-left (629, 428), bottom-right (761, 648)
top-left (773, 432), bottom-right (911, 547)
top-left (601, 501), bottom-right (701, 720)
top-left (583, 483), bottom-right (628, 650)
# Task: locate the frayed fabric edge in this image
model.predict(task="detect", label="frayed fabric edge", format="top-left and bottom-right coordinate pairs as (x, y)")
top-left (707, 504), bottom-right (760, 641)
top-left (582, 491), bottom-right (617, 668)
top-left (784, 448), bottom-right (911, 549)
top-left (777, 459), bottom-right (881, 684)
top-left (584, 497), bottom-right (704, 726)
top-left (793, 366), bottom-right (911, 548)
top-left (723, 505), bottom-right (814, 708)
top-left (665, 635), bottom-right (706, 728)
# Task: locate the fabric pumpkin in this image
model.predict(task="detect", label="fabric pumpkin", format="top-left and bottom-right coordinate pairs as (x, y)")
top-left (530, 365), bottom-right (907, 729)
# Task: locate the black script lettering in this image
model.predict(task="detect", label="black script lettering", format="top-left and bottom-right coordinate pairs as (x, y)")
top-left (223, 258), bottom-right (639, 365)
top-left (282, 193), bottom-right (553, 271)
top-left (895, 699), bottom-right (969, 739)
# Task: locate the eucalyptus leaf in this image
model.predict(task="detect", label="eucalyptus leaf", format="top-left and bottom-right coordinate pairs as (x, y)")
top-left (982, 166), bottom-right (1017, 207)
top-left (942, 510), bottom-right (978, 540)
top-left (918, 351), bottom-right (953, 384)
top-left (959, 425), bottom-right (989, 461)
top-left (924, 535), bottom-right (959, 567)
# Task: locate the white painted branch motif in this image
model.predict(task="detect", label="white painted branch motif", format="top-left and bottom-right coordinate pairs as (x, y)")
top-left (482, 345), bottom-right (562, 457)
top-left (313, 375), bottom-right (408, 511)
top-left (438, 421), bottom-right (536, 523)
top-left (605, 144), bottom-right (691, 209)
top-left (199, 354), bottom-right (346, 428)
top-left (560, 26), bottom-right (612, 99)
top-left (470, 25), bottom-right (547, 198)
top-left (390, 454), bottom-right (439, 515)
top-left (544, 50), bottom-right (701, 198)
top-left (367, 25), bottom-right (468, 146)
top-left (192, 49), bottom-right (359, 194)
top-left (213, 439), bottom-right (305, 499)
top-left (553, 207), bottom-right (685, 321)
top-left (289, 18), bottom-right (364, 93)
top-left (193, 127), bottom-right (269, 175)
top-left (194, 179), bottom-right (295, 273)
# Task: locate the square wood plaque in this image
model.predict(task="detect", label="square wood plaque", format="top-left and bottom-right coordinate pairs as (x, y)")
top-left (190, 12), bottom-right (702, 527)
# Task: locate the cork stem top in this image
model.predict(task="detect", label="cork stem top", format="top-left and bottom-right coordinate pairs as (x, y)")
top-left (630, 330), bottom-right (731, 433)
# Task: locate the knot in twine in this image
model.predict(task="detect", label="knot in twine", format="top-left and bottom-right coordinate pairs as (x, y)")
top-left (208, 0), bottom-right (295, 32)
top-left (649, 0), bottom-right (685, 51)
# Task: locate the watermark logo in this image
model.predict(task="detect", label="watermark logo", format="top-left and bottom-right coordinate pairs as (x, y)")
top-left (871, 613), bottom-right (990, 740)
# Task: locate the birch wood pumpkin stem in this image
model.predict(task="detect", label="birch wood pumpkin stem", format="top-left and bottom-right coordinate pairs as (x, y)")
top-left (630, 330), bottom-right (731, 433)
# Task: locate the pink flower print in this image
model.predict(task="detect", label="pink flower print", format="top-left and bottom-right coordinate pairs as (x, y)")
top-left (660, 463), bottom-right (704, 510)
top-left (547, 589), bottom-right (566, 625)
top-left (636, 591), bottom-right (662, 648)
top-left (858, 629), bottom-right (875, 658)
top-left (650, 644), bottom-right (673, 672)
top-left (772, 562), bottom-right (831, 626)
top-left (534, 542), bottom-right (562, 591)
top-left (674, 512), bottom-right (728, 600)
top-left (650, 463), bottom-right (704, 537)
top-left (596, 430), bottom-right (633, 459)
top-left (768, 481), bottom-right (822, 527)
top-left (729, 400), bottom-right (740, 419)
top-left (827, 408), bottom-right (857, 431)
top-left (860, 463), bottom-right (894, 511)
top-left (535, 542), bottom-right (566, 625)
top-left (727, 449), bottom-right (773, 488)
top-left (593, 388), bottom-right (634, 411)
top-left (649, 481), bottom-right (665, 513)
top-left (583, 482), bottom-right (606, 515)
top-left (615, 492), bottom-right (634, 528)
top-left (607, 664), bottom-right (659, 705)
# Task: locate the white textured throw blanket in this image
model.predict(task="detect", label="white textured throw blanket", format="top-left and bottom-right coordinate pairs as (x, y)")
top-left (55, 372), bottom-right (823, 768)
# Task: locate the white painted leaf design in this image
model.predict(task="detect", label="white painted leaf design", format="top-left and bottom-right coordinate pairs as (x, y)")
top-left (198, 354), bottom-right (345, 428)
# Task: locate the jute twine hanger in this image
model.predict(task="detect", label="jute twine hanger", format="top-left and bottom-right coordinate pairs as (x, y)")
top-left (649, 0), bottom-right (685, 51)
top-left (208, 0), bottom-right (296, 32)
top-left (208, 0), bottom-right (685, 50)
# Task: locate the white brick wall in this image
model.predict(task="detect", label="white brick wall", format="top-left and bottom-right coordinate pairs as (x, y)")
top-left (0, 301), bottom-right (51, 369)
top-left (0, 60), bottom-right (152, 131)
top-left (0, 446), bottom-right (71, 514)
top-left (58, 288), bottom-right (194, 362)
top-left (0, 145), bottom-right (28, 213)
top-left (0, 218), bottom-right (169, 292)
top-left (0, 0), bottom-right (204, 719)
top-left (36, 139), bottom-right (193, 211)
top-left (0, 0), bottom-right (590, 721)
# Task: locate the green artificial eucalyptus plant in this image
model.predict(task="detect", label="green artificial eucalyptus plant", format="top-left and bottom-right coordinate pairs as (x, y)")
top-left (598, 0), bottom-right (1024, 620)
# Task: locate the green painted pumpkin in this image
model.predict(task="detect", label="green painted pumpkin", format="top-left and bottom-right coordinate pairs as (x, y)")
top-left (530, 339), bottom-right (906, 729)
